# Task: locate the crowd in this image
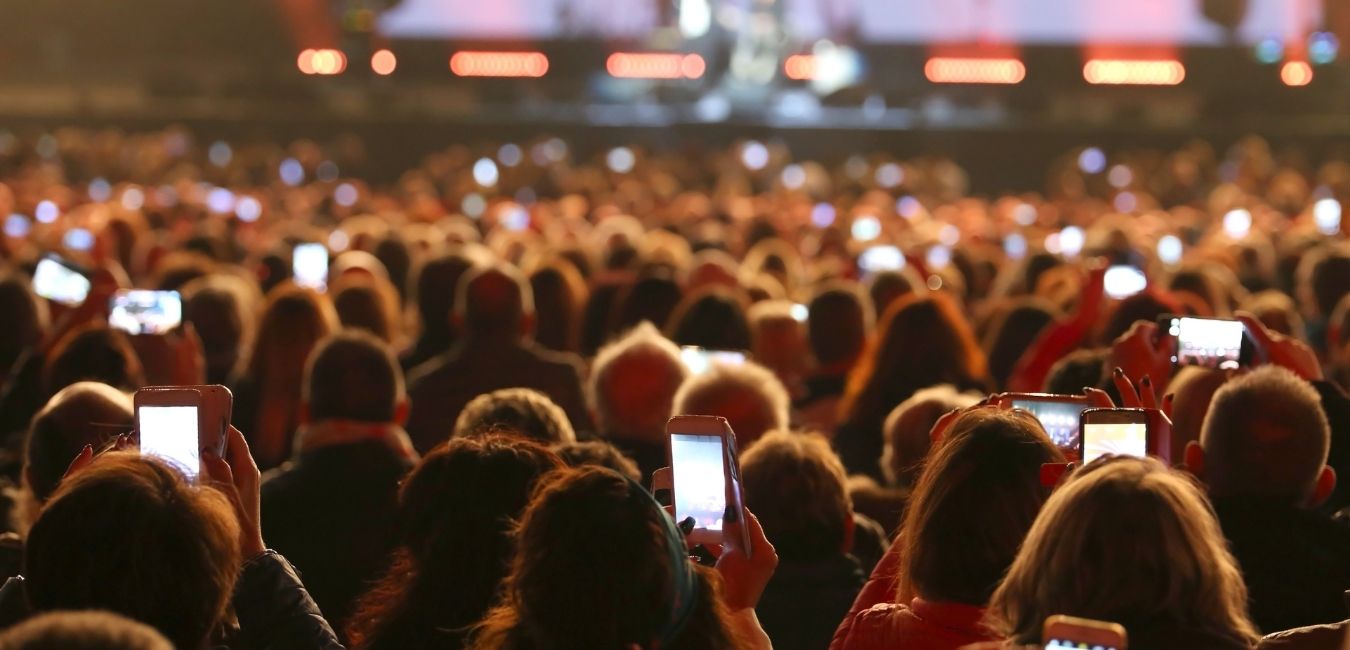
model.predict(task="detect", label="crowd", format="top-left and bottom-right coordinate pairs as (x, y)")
top-left (0, 127), bottom-right (1348, 649)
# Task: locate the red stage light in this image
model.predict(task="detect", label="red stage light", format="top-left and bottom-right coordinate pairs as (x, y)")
top-left (1083, 59), bottom-right (1185, 85)
top-left (924, 57), bottom-right (1026, 84)
top-left (298, 49), bottom-right (346, 75)
top-left (371, 49), bottom-right (397, 76)
top-left (785, 54), bottom-right (817, 80)
top-left (606, 53), bottom-right (705, 79)
top-left (1281, 60), bottom-right (1313, 86)
top-left (450, 51), bottom-right (549, 78)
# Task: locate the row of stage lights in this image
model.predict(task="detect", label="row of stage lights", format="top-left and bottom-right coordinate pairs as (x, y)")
top-left (298, 49), bottom-right (1326, 87)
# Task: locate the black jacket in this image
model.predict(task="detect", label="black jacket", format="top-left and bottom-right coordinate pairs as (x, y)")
top-left (755, 553), bottom-right (865, 650)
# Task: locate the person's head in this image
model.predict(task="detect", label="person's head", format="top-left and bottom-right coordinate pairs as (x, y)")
top-left (1043, 348), bottom-right (1108, 395)
top-left (553, 440), bottom-right (642, 483)
top-left (881, 385), bottom-right (980, 489)
top-left (43, 324), bottom-right (144, 396)
top-left (0, 611), bottom-right (173, 650)
top-left (865, 269), bottom-right (923, 319)
top-left (747, 300), bottom-right (810, 385)
top-left (529, 260), bottom-right (587, 352)
top-left (331, 274), bottom-right (403, 346)
top-left (665, 287), bottom-right (751, 351)
top-left (613, 273), bottom-right (684, 334)
top-left (981, 298), bottom-right (1059, 390)
top-left (1164, 366), bottom-right (1228, 464)
top-left (1301, 247), bottom-right (1350, 320)
top-left (741, 431), bottom-right (852, 562)
top-left (1099, 291), bottom-right (1184, 345)
top-left (807, 281), bottom-right (873, 374)
top-left (23, 382), bottom-right (133, 511)
top-left (181, 279), bottom-right (248, 385)
top-left (25, 454), bottom-right (241, 650)
top-left (347, 434), bottom-right (563, 648)
top-left (473, 466), bottom-right (738, 650)
top-left (413, 250), bottom-right (481, 340)
top-left (672, 361), bottom-right (790, 448)
top-left (247, 283), bottom-right (337, 385)
top-left (303, 330), bottom-right (407, 426)
top-left (841, 293), bottom-right (987, 426)
top-left (897, 408), bottom-right (1063, 605)
top-left (0, 273), bottom-right (47, 374)
top-left (987, 457), bottom-right (1259, 646)
top-left (1187, 366), bottom-right (1335, 506)
top-left (454, 388), bottom-right (576, 445)
top-left (590, 323), bottom-right (688, 443)
top-left (455, 265), bottom-right (534, 341)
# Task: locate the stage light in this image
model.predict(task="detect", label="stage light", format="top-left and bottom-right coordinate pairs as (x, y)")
top-left (461, 193), bottom-right (486, 218)
top-left (1224, 209), bottom-right (1251, 239)
top-left (875, 163), bottom-right (903, 188)
top-left (473, 158), bottom-right (499, 187)
top-left (279, 158), bottom-right (305, 186)
top-left (1004, 233), bottom-right (1027, 260)
top-left (780, 164), bottom-right (806, 189)
top-left (298, 49), bottom-right (347, 76)
top-left (1107, 164), bottom-right (1132, 188)
top-left (810, 203), bottom-right (836, 228)
top-left (334, 183), bottom-right (358, 207)
top-left (1012, 203), bottom-right (1036, 225)
top-left (206, 188), bottom-right (235, 214)
top-left (1255, 38), bottom-right (1283, 64)
top-left (924, 57), bottom-right (1025, 84)
top-left (4, 214), bottom-right (30, 238)
top-left (235, 196), bottom-right (262, 222)
top-left (1281, 61), bottom-right (1313, 86)
top-left (450, 51), bottom-right (549, 77)
top-left (1083, 59), bottom-right (1184, 85)
top-left (785, 54), bottom-right (817, 80)
top-left (298, 49), bottom-right (317, 75)
top-left (606, 53), bottom-right (705, 79)
top-left (1078, 148), bottom-right (1107, 174)
top-left (88, 178), bottom-right (111, 202)
top-left (1059, 226), bottom-right (1085, 257)
top-left (371, 49), bottom-right (397, 76)
top-left (35, 200), bottom-right (58, 224)
top-left (1158, 235), bottom-right (1183, 265)
top-left (897, 196), bottom-right (922, 220)
top-left (1309, 32), bottom-right (1339, 65)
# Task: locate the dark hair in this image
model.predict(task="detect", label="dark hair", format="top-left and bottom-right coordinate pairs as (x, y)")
top-left (0, 273), bottom-right (44, 374)
top-left (305, 330), bottom-right (403, 424)
top-left (808, 283), bottom-right (871, 368)
top-left (183, 283), bottom-right (245, 385)
top-left (374, 235), bottom-right (412, 303)
top-left (0, 611), bottom-right (173, 650)
top-left (1309, 250), bottom-right (1350, 318)
top-left (982, 299), bottom-right (1059, 391)
top-left (332, 276), bottom-right (402, 345)
top-left (1043, 348), bottom-right (1108, 395)
top-left (346, 435), bottom-right (562, 650)
top-left (456, 266), bottom-right (532, 337)
top-left (24, 382), bottom-right (133, 504)
top-left (25, 454), bottom-right (240, 650)
top-left (43, 325), bottom-right (144, 396)
top-left (529, 262), bottom-right (586, 353)
top-left (413, 252), bottom-right (478, 341)
top-left (553, 440), bottom-right (642, 483)
top-left (1099, 291), bottom-right (1182, 345)
top-left (612, 274), bottom-right (684, 334)
top-left (665, 288), bottom-right (751, 351)
top-left (454, 389), bottom-right (576, 444)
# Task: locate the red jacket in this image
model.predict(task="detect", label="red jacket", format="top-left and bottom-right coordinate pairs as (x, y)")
top-left (834, 598), bottom-right (996, 650)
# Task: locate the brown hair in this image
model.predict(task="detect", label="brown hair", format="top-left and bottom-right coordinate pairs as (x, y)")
top-left (332, 274), bottom-right (404, 346)
top-left (0, 611), bottom-right (173, 650)
top-left (741, 430), bottom-right (851, 561)
top-left (897, 408), bottom-right (1063, 605)
top-left (986, 456), bottom-right (1260, 646)
top-left (24, 454), bottom-right (241, 650)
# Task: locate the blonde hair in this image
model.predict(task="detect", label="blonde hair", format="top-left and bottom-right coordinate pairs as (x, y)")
top-left (589, 323), bottom-right (688, 441)
top-left (740, 430), bottom-right (851, 561)
top-left (672, 360), bottom-right (790, 448)
top-left (986, 456), bottom-right (1259, 646)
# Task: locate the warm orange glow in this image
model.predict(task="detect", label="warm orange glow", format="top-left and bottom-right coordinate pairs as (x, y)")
top-left (298, 49), bottom-right (347, 75)
top-left (924, 57), bottom-right (1026, 84)
top-left (1083, 59), bottom-right (1185, 85)
top-left (450, 51), bottom-right (549, 77)
top-left (785, 54), bottom-right (817, 80)
top-left (371, 49), bottom-right (397, 75)
top-left (297, 49), bottom-right (317, 75)
top-left (606, 53), bottom-right (705, 79)
top-left (1281, 60), bottom-right (1313, 86)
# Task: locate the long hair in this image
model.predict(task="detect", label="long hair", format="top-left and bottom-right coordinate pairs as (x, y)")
top-left (896, 408), bottom-right (1063, 605)
top-left (470, 467), bottom-right (739, 650)
top-left (985, 456), bottom-right (1260, 646)
top-left (840, 293), bottom-right (987, 429)
top-left (346, 435), bottom-right (563, 650)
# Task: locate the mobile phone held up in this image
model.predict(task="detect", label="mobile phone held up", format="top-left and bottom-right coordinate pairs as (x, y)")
top-left (1000, 393), bottom-right (1089, 461)
top-left (108, 290), bottom-right (182, 335)
top-left (679, 346), bottom-right (747, 376)
top-left (134, 385), bottom-right (232, 481)
top-left (32, 253), bottom-right (92, 307)
top-left (292, 242), bottom-right (329, 292)
top-left (1080, 408), bottom-right (1149, 466)
top-left (1157, 315), bottom-right (1253, 370)
top-left (1043, 615), bottom-right (1128, 650)
top-left (666, 415), bottom-right (751, 557)
top-left (1103, 264), bottom-right (1147, 300)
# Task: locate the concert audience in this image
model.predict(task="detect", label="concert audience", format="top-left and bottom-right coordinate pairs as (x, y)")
top-left (588, 323), bottom-right (688, 482)
top-left (671, 360), bottom-right (790, 450)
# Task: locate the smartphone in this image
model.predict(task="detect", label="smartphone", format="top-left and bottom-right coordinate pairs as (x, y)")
top-left (135, 385), bottom-right (232, 480)
top-left (1080, 408), bottom-right (1149, 465)
top-left (1104, 264), bottom-right (1147, 300)
top-left (1159, 315), bottom-right (1251, 370)
top-left (667, 415), bottom-right (750, 556)
top-left (108, 290), bottom-right (182, 335)
top-left (1043, 614), bottom-right (1128, 649)
top-left (135, 387), bottom-right (204, 480)
top-left (679, 346), bottom-right (747, 375)
top-left (32, 254), bottom-right (92, 306)
top-left (858, 245), bottom-right (905, 275)
top-left (1002, 393), bottom-right (1089, 460)
top-left (292, 242), bottom-right (329, 292)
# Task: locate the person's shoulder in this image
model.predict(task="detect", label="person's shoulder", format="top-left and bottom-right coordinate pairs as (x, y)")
top-left (406, 351), bottom-right (462, 389)
top-left (525, 343), bottom-right (586, 373)
top-left (1258, 619), bottom-right (1349, 650)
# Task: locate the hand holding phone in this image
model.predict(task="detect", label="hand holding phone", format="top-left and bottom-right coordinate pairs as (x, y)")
top-left (1043, 615), bottom-right (1127, 649)
top-left (1103, 264), bottom-right (1147, 300)
top-left (1158, 315), bottom-right (1252, 370)
top-left (135, 385), bottom-right (232, 481)
top-left (667, 415), bottom-right (750, 556)
top-left (999, 393), bottom-right (1089, 460)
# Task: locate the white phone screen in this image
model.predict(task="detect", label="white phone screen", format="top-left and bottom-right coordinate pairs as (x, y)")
top-left (139, 406), bottom-right (201, 479)
top-left (671, 433), bottom-right (726, 532)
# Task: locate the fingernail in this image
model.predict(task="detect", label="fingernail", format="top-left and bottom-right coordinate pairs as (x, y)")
top-left (1141, 376), bottom-right (1151, 387)
top-left (1113, 367), bottom-right (1125, 377)
top-left (81, 444), bottom-right (93, 455)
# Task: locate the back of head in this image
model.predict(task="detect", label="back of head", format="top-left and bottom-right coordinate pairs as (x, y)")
top-left (807, 282), bottom-right (872, 370)
top-left (414, 251), bottom-right (479, 334)
top-left (553, 440), bottom-right (642, 483)
top-left (25, 454), bottom-right (241, 649)
top-left (43, 325), bottom-right (144, 396)
top-left (0, 273), bottom-right (46, 371)
top-left (304, 330), bottom-right (404, 425)
top-left (741, 431), bottom-right (850, 562)
top-left (590, 323), bottom-right (688, 442)
top-left (672, 361), bottom-right (790, 448)
top-left (529, 262), bottom-right (586, 352)
top-left (332, 275), bottom-right (402, 345)
top-left (454, 388), bottom-right (576, 444)
top-left (25, 382), bottom-right (133, 505)
top-left (1309, 249), bottom-right (1350, 318)
top-left (182, 281), bottom-right (247, 384)
top-left (613, 274), bottom-right (684, 334)
top-left (1044, 348), bottom-right (1108, 395)
top-left (1199, 365), bottom-right (1330, 503)
top-left (1100, 291), bottom-right (1182, 345)
top-left (988, 457), bottom-right (1258, 646)
top-left (881, 385), bottom-right (980, 488)
top-left (456, 265), bottom-right (533, 339)
top-left (982, 299), bottom-right (1058, 390)
top-left (866, 269), bottom-right (922, 317)
top-left (0, 611), bottom-right (173, 650)
top-left (249, 283), bottom-right (336, 381)
top-left (666, 288), bottom-right (751, 351)
top-left (1166, 367), bottom-right (1228, 464)
top-left (899, 409), bottom-right (1063, 605)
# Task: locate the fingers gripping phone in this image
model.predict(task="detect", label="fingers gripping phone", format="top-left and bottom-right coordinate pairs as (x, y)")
top-left (109, 290), bottom-right (182, 335)
top-left (1001, 393), bottom-right (1089, 461)
top-left (667, 415), bottom-right (750, 557)
top-left (135, 385), bottom-right (232, 480)
top-left (1158, 315), bottom-right (1253, 371)
top-left (1043, 615), bottom-right (1128, 649)
top-left (1080, 408), bottom-right (1149, 466)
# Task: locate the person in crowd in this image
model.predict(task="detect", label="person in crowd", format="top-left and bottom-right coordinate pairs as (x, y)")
top-left (666, 287), bottom-right (752, 352)
top-left (405, 265), bottom-right (591, 453)
top-left (671, 360), bottom-right (790, 450)
top-left (1298, 247), bottom-right (1350, 356)
top-left (552, 439), bottom-right (642, 483)
top-left (835, 293), bottom-right (989, 480)
top-left (1184, 366), bottom-right (1350, 633)
top-left (260, 330), bottom-right (419, 632)
top-left (611, 273), bottom-right (684, 336)
top-left (834, 407), bottom-right (1064, 650)
top-left (331, 274), bottom-right (404, 350)
top-left (528, 261), bottom-right (587, 353)
top-left (0, 611), bottom-right (173, 650)
top-left (1042, 347), bottom-right (1108, 395)
top-left (588, 322), bottom-right (689, 481)
top-left (453, 388), bottom-right (576, 445)
top-left (741, 431), bottom-right (865, 650)
top-left (402, 250), bottom-right (483, 371)
top-left (796, 282), bottom-right (873, 436)
top-left (980, 298), bottom-right (1059, 391)
top-left (42, 324), bottom-right (144, 398)
top-left (747, 300), bottom-right (810, 401)
top-left (0, 274), bottom-right (45, 392)
top-left (865, 270), bottom-right (924, 320)
top-left (1164, 366), bottom-right (1228, 463)
top-left (986, 456), bottom-right (1261, 648)
top-left (181, 277), bottom-right (252, 386)
top-left (469, 466), bottom-right (777, 649)
top-left (230, 283), bottom-right (338, 470)
top-left (346, 434), bottom-right (562, 650)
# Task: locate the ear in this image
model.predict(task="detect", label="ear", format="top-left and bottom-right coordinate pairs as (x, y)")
top-left (840, 512), bottom-right (856, 554)
top-left (1182, 440), bottom-right (1206, 480)
top-left (1308, 465), bottom-right (1337, 509)
top-left (299, 401), bottom-right (311, 426)
top-left (394, 397), bottom-right (410, 426)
